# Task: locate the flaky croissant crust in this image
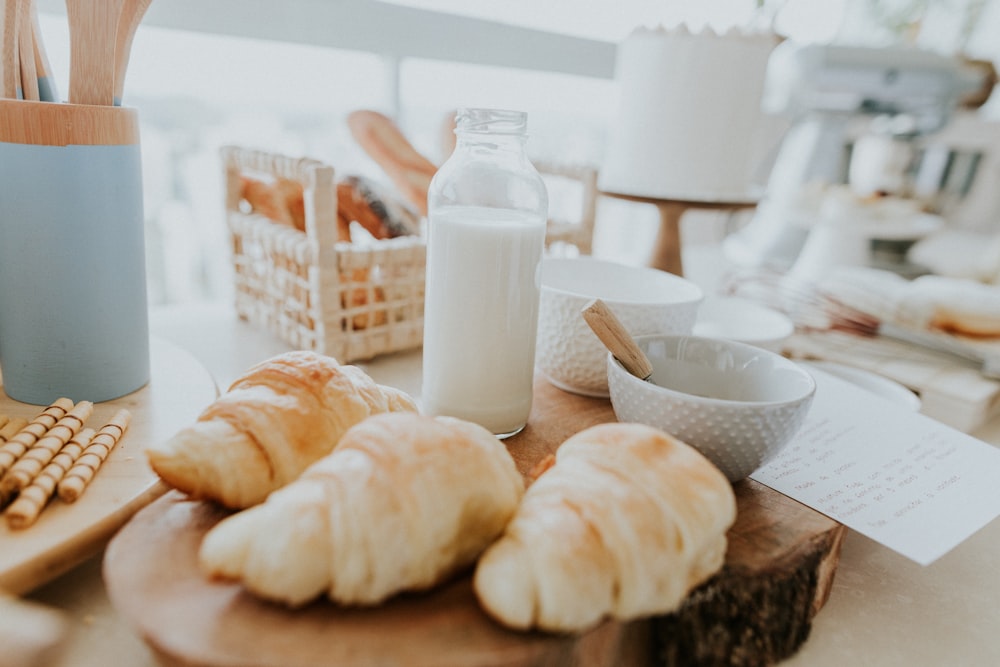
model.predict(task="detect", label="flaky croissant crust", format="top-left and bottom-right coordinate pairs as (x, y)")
top-left (198, 412), bottom-right (525, 607)
top-left (147, 351), bottom-right (418, 509)
top-left (474, 422), bottom-right (736, 633)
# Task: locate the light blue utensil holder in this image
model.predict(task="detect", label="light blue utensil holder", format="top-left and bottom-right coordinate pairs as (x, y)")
top-left (0, 101), bottom-right (150, 405)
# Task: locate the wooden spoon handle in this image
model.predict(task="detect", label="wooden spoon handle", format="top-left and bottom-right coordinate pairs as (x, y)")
top-left (31, 0), bottom-right (58, 101)
top-left (113, 0), bottom-right (152, 105)
top-left (17, 0), bottom-right (37, 100)
top-left (1, 0), bottom-right (18, 99)
top-left (66, 0), bottom-right (123, 105)
top-left (581, 298), bottom-right (653, 381)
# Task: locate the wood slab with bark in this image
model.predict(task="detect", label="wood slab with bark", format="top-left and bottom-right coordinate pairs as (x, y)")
top-left (104, 376), bottom-right (845, 667)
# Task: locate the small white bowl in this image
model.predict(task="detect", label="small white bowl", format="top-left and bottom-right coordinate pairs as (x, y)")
top-left (693, 296), bottom-right (795, 352)
top-left (607, 334), bottom-right (816, 482)
top-left (536, 257), bottom-right (703, 397)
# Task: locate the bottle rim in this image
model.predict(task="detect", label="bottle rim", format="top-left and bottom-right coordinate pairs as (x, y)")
top-left (455, 108), bottom-right (527, 136)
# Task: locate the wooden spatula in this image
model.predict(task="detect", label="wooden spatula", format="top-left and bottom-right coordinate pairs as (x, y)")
top-left (66, 0), bottom-right (125, 105)
top-left (17, 0), bottom-right (37, 100)
top-left (30, 0), bottom-right (58, 101)
top-left (113, 0), bottom-right (152, 105)
top-left (1, 0), bottom-right (18, 99)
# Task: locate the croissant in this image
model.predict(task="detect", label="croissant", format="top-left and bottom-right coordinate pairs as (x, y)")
top-left (198, 412), bottom-right (525, 607)
top-left (146, 351), bottom-right (418, 509)
top-left (473, 422), bottom-right (736, 633)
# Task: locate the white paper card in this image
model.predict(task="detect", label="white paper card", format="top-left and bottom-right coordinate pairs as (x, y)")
top-left (751, 368), bottom-right (1000, 565)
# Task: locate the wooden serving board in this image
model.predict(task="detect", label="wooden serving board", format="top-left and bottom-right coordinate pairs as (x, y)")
top-left (104, 376), bottom-right (846, 667)
top-left (0, 338), bottom-right (218, 595)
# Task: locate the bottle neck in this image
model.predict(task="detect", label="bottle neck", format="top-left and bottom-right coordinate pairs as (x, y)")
top-left (455, 108), bottom-right (527, 136)
top-left (453, 108), bottom-right (528, 156)
top-left (428, 107), bottom-right (546, 216)
top-left (454, 132), bottom-right (527, 154)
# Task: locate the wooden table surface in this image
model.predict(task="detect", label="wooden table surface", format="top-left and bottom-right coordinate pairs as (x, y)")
top-left (17, 284), bottom-right (1000, 667)
top-left (0, 338), bottom-right (218, 594)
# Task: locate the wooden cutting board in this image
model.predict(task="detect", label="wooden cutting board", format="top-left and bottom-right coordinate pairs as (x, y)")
top-left (0, 338), bottom-right (218, 595)
top-left (104, 376), bottom-right (846, 667)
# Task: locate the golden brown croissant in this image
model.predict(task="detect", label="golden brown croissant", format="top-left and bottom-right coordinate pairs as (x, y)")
top-left (198, 412), bottom-right (525, 607)
top-left (473, 422), bottom-right (736, 633)
top-left (146, 351), bottom-right (418, 509)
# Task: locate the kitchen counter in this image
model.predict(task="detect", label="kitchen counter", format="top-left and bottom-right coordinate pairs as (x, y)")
top-left (19, 282), bottom-right (1000, 667)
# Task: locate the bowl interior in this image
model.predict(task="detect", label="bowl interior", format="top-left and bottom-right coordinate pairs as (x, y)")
top-left (634, 335), bottom-right (814, 404)
top-left (541, 257), bottom-right (703, 305)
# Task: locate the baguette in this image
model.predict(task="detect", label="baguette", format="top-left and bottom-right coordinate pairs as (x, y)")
top-left (347, 110), bottom-right (438, 215)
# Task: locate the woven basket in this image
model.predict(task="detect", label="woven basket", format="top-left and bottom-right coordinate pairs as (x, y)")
top-left (221, 146), bottom-right (426, 363)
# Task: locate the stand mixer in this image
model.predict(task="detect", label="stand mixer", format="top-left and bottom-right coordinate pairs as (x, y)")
top-left (724, 41), bottom-right (985, 274)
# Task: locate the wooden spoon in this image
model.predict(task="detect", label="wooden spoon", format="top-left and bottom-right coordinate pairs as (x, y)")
top-left (1, 0), bottom-right (18, 98)
top-left (66, 0), bottom-right (125, 105)
top-left (16, 0), bottom-right (37, 100)
top-left (581, 298), bottom-right (654, 382)
top-left (113, 0), bottom-right (152, 105)
top-left (30, 0), bottom-right (58, 101)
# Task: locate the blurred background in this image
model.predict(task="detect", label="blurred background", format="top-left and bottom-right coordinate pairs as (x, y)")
top-left (33, 0), bottom-right (1000, 305)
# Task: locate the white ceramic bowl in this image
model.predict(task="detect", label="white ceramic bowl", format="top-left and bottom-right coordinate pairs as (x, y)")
top-left (607, 334), bottom-right (816, 481)
top-left (693, 296), bottom-right (795, 352)
top-left (536, 257), bottom-right (703, 397)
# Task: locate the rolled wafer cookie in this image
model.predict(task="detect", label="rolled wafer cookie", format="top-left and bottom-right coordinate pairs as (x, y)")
top-left (0, 418), bottom-right (30, 505)
top-left (0, 398), bottom-right (74, 478)
top-left (58, 409), bottom-right (131, 503)
top-left (6, 428), bottom-right (95, 529)
top-left (0, 401), bottom-right (93, 496)
top-left (0, 416), bottom-right (29, 444)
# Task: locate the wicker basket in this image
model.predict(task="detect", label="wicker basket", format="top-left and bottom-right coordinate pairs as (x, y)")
top-left (221, 146), bottom-right (426, 363)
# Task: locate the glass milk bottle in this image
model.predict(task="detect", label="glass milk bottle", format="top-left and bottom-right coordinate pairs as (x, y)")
top-left (421, 108), bottom-right (549, 438)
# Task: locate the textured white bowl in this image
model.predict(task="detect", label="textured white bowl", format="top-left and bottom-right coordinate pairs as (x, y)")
top-left (536, 257), bottom-right (703, 397)
top-left (608, 334), bottom-right (816, 481)
top-left (693, 296), bottom-right (795, 352)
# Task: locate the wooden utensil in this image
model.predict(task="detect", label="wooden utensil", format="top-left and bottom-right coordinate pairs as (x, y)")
top-left (17, 0), bottom-right (37, 100)
top-left (113, 0), bottom-right (152, 105)
top-left (30, 0), bottom-right (58, 101)
top-left (1, 0), bottom-right (18, 98)
top-left (66, 0), bottom-right (125, 105)
top-left (581, 298), bottom-right (653, 381)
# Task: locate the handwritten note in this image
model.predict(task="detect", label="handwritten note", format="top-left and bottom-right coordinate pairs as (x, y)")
top-left (752, 368), bottom-right (1000, 565)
